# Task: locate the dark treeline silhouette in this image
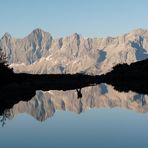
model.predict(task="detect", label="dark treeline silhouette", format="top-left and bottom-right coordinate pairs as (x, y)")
top-left (0, 46), bottom-right (148, 116)
top-left (101, 59), bottom-right (148, 94)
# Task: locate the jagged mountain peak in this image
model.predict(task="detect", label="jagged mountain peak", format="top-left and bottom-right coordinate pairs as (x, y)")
top-left (71, 33), bottom-right (80, 37)
top-left (31, 28), bottom-right (50, 35)
top-left (65, 33), bottom-right (82, 41)
top-left (129, 28), bottom-right (148, 36)
top-left (2, 32), bottom-right (12, 40)
top-left (32, 28), bottom-right (45, 33)
top-left (28, 28), bottom-right (52, 38)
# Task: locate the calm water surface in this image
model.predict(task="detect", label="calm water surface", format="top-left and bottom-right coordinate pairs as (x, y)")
top-left (0, 84), bottom-right (148, 148)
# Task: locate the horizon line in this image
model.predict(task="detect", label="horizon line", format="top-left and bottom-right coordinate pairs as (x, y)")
top-left (1, 27), bottom-right (148, 40)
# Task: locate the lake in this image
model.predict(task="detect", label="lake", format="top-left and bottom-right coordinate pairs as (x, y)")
top-left (0, 84), bottom-right (148, 148)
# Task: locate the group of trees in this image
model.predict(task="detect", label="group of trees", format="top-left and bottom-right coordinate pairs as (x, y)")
top-left (0, 48), bottom-right (14, 85)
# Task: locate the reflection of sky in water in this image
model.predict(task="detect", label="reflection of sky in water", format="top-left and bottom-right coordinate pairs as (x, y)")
top-left (1, 84), bottom-right (148, 148)
top-left (1, 108), bottom-right (148, 148)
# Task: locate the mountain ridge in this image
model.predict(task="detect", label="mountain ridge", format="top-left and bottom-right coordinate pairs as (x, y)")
top-left (0, 28), bottom-right (148, 74)
top-left (1, 28), bottom-right (147, 40)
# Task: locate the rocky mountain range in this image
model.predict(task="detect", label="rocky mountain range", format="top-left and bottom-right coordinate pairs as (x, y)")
top-left (7, 84), bottom-right (148, 122)
top-left (0, 28), bottom-right (148, 74)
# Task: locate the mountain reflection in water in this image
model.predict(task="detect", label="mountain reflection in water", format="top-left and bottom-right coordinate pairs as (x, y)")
top-left (2, 84), bottom-right (148, 123)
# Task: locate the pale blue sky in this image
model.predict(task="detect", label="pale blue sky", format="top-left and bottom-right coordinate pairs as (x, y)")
top-left (0, 0), bottom-right (148, 38)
